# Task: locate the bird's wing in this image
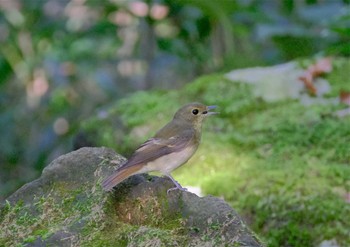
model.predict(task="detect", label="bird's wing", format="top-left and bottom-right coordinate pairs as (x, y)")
top-left (120, 130), bottom-right (195, 170)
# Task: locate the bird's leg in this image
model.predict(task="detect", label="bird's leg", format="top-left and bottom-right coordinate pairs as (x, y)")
top-left (165, 174), bottom-right (187, 194)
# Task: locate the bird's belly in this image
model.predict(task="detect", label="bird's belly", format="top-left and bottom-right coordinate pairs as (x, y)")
top-left (141, 146), bottom-right (197, 175)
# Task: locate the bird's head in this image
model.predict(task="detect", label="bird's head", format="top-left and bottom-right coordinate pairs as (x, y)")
top-left (173, 102), bottom-right (218, 128)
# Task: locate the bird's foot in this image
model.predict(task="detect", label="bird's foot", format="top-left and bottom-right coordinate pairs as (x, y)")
top-left (165, 174), bottom-right (187, 194)
top-left (167, 186), bottom-right (188, 194)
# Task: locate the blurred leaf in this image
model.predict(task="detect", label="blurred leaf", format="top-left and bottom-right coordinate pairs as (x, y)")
top-left (0, 57), bottom-right (12, 85)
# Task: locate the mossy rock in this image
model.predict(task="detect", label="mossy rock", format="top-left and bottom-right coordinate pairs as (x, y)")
top-left (0, 147), bottom-right (263, 246)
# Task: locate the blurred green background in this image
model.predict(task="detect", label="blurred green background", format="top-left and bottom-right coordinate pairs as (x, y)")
top-left (1, 0), bottom-right (350, 246)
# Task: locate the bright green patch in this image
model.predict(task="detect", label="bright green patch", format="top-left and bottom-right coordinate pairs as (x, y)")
top-left (81, 57), bottom-right (350, 246)
top-left (0, 182), bottom-right (108, 246)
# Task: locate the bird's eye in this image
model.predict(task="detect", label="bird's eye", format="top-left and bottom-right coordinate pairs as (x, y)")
top-left (192, 109), bottom-right (199, 115)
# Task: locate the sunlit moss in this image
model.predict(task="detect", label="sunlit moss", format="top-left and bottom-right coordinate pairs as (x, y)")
top-left (80, 58), bottom-right (350, 246)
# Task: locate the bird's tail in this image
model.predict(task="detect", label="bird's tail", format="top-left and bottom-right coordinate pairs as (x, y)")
top-left (102, 165), bottom-right (142, 191)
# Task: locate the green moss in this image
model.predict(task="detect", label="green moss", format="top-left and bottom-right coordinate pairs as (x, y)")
top-left (84, 223), bottom-right (187, 247)
top-left (327, 58), bottom-right (350, 95)
top-left (79, 196), bottom-right (188, 246)
top-left (79, 57), bottom-right (350, 246)
top-left (0, 180), bottom-right (110, 246)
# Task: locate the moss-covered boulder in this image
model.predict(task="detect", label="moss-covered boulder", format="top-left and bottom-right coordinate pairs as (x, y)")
top-left (0, 147), bottom-right (262, 246)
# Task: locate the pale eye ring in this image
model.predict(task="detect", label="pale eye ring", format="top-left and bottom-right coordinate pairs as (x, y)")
top-left (192, 109), bottom-right (199, 115)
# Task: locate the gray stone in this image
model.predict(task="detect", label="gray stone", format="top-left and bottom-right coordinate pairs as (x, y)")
top-left (0, 147), bottom-right (263, 246)
top-left (225, 62), bottom-right (332, 102)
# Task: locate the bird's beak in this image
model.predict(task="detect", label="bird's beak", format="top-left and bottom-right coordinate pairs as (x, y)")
top-left (206, 105), bottom-right (219, 115)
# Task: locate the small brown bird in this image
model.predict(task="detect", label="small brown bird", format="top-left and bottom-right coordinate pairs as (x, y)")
top-left (102, 102), bottom-right (217, 193)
